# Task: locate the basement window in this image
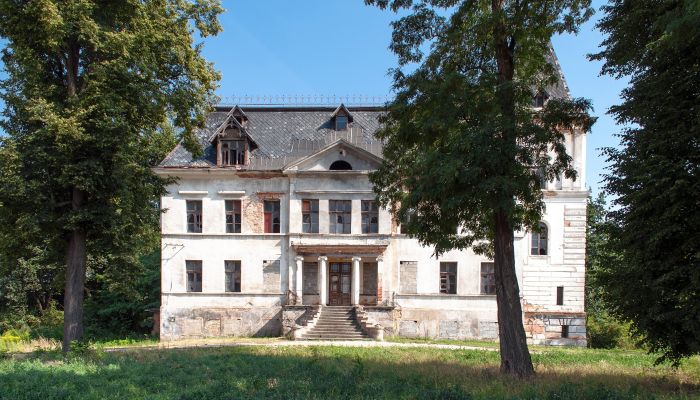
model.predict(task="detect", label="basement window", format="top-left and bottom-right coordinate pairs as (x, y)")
top-left (561, 325), bottom-right (569, 338)
top-left (186, 260), bottom-right (202, 292)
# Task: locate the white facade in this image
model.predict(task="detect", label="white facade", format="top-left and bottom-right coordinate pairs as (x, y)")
top-left (156, 105), bottom-right (588, 345)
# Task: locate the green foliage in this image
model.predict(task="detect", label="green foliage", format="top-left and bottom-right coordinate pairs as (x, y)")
top-left (590, 0), bottom-right (700, 365)
top-left (0, 0), bottom-right (222, 344)
top-left (366, 0), bottom-right (596, 255)
top-left (0, 346), bottom-right (697, 399)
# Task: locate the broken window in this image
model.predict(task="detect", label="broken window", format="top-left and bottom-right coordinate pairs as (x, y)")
top-left (531, 222), bottom-right (548, 255)
top-left (186, 200), bottom-right (202, 233)
top-left (264, 200), bottom-right (280, 233)
top-left (556, 286), bottom-right (564, 305)
top-left (361, 200), bottom-right (379, 234)
top-left (221, 140), bottom-right (247, 166)
top-left (186, 260), bottom-right (202, 292)
top-left (329, 200), bottom-right (351, 234)
top-left (480, 262), bottom-right (496, 294)
top-left (440, 262), bottom-right (457, 294)
top-left (329, 160), bottom-right (352, 170)
top-left (225, 200), bottom-right (242, 233)
top-left (302, 199), bottom-right (319, 233)
top-left (561, 325), bottom-right (569, 338)
top-left (225, 260), bottom-right (241, 292)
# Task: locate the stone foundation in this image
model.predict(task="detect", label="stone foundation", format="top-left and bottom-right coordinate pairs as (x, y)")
top-left (160, 306), bottom-right (283, 340)
top-left (525, 312), bottom-right (587, 346)
top-left (281, 305), bottom-right (320, 338)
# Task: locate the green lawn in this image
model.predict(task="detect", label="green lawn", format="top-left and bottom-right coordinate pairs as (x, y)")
top-left (1, 345), bottom-right (698, 399)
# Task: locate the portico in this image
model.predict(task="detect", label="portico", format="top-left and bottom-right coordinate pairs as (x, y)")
top-left (292, 244), bottom-right (386, 306)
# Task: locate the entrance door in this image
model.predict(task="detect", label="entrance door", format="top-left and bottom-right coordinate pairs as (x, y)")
top-left (328, 262), bottom-right (351, 305)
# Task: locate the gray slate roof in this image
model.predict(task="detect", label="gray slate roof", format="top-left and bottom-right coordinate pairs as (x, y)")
top-left (159, 107), bottom-right (385, 169)
top-left (159, 48), bottom-right (571, 170)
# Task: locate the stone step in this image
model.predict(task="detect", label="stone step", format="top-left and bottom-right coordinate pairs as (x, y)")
top-left (309, 327), bottom-right (364, 333)
top-left (301, 335), bottom-right (369, 340)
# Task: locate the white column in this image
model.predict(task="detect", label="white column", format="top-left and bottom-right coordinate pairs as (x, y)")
top-left (352, 256), bottom-right (361, 305)
top-left (376, 255), bottom-right (384, 305)
top-left (294, 256), bottom-right (304, 305)
top-left (318, 256), bottom-right (328, 306)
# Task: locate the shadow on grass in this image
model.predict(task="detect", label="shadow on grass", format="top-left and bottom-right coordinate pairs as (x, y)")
top-left (0, 346), bottom-right (698, 400)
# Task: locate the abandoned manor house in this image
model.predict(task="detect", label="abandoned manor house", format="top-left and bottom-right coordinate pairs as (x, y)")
top-left (155, 60), bottom-right (588, 346)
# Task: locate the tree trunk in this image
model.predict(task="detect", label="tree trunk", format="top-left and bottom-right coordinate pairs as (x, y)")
top-left (494, 211), bottom-right (534, 377)
top-left (62, 187), bottom-right (87, 353)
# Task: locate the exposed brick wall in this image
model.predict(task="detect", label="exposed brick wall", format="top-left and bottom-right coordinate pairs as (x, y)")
top-left (243, 195), bottom-right (263, 233)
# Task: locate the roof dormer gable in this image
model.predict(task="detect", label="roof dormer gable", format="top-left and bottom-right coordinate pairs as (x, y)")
top-left (210, 106), bottom-right (258, 167)
top-left (284, 139), bottom-right (382, 172)
top-left (330, 104), bottom-right (353, 131)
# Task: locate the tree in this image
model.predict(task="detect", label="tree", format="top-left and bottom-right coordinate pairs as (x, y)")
top-left (0, 0), bottom-right (222, 352)
top-left (366, 0), bottom-right (595, 377)
top-left (590, 0), bottom-right (700, 364)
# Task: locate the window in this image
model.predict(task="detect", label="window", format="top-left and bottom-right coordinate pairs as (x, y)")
top-left (561, 325), bottom-right (569, 338)
top-left (533, 92), bottom-right (547, 108)
top-left (186, 260), bottom-right (202, 292)
top-left (556, 286), bottom-right (564, 305)
top-left (186, 200), bottom-right (202, 233)
top-left (361, 200), bottom-right (379, 234)
top-left (225, 200), bottom-right (242, 233)
top-left (221, 140), bottom-right (246, 165)
top-left (302, 199), bottom-right (319, 233)
top-left (225, 260), bottom-right (241, 292)
top-left (264, 200), bottom-right (281, 233)
top-left (335, 115), bottom-right (348, 131)
top-left (329, 200), bottom-right (351, 234)
top-left (481, 262), bottom-right (496, 294)
top-left (329, 160), bottom-right (352, 170)
top-left (440, 262), bottom-right (457, 294)
top-left (531, 222), bottom-right (548, 255)
top-left (399, 261), bottom-right (417, 294)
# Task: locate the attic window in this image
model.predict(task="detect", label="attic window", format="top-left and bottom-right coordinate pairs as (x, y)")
top-left (329, 160), bottom-right (352, 170)
top-left (221, 140), bottom-right (246, 166)
top-left (335, 115), bottom-right (348, 131)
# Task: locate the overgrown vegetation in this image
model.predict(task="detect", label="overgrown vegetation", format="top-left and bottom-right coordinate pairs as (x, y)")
top-left (0, 345), bottom-right (698, 399)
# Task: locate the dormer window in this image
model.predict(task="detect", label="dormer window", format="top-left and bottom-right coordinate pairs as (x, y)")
top-left (335, 115), bottom-right (348, 131)
top-left (221, 140), bottom-right (246, 166)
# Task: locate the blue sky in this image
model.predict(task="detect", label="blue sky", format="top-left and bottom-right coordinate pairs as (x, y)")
top-left (205, 0), bottom-right (627, 196)
top-left (0, 1), bottom-right (627, 196)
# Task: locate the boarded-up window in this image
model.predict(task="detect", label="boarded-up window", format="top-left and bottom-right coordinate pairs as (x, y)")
top-left (186, 260), bottom-right (202, 292)
top-left (440, 262), bottom-right (457, 294)
top-left (225, 260), bottom-right (241, 292)
top-left (400, 261), bottom-right (417, 294)
top-left (303, 262), bottom-right (318, 295)
top-left (362, 262), bottom-right (378, 295)
top-left (263, 260), bottom-right (280, 292)
top-left (480, 262), bottom-right (495, 294)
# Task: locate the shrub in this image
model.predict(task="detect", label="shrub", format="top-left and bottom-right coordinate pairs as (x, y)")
top-left (587, 312), bottom-right (637, 350)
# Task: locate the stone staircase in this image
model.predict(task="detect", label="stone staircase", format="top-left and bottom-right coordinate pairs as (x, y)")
top-left (299, 306), bottom-right (370, 340)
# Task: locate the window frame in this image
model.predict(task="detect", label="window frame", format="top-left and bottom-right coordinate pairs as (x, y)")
top-left (531, 222), bottom-right (548, 256)
top-left (556, 286), bottom-right (564, 305)
top-left (439, 262), bottom-right (457, 295)
top-left (335, 115), bottom-right (348, 131)
top-left (186, 260), bottom-right (202, 292)
top-left (224, 260), bottom-right (242, 293)
top-left (264, 199), bottom-right (281, 233)
top-left (301, 199), bottom-right (319, 233)
top-left (186, 200), bottom-right (203, 233)
top-left (225, 200), bottom-right (242, 233)
top-left (329, 200), bottom-right (352, 234)
top-left (361, 200), bottom-right (379, 234)
top-left (221, 139), bottom-right (247, 166)
top-left (480, 262), bottom-right (496, 295)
